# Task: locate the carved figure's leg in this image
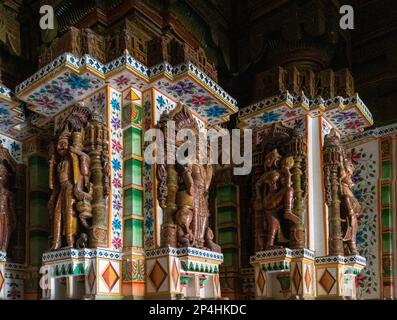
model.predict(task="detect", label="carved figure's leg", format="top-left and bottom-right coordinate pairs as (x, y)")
top-left (65, 183), bottom-right (77, 248)
top-left (265, 213), bottom-right (280, 249)
top-left (50, 195), bottom-right (62, 250)
top-left (347, 213), bottom-right (359, 255)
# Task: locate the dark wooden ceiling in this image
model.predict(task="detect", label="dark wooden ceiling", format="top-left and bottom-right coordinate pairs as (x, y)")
top-left (2, 0), bottom-right (396, 128)
top-left (188, 0), bottom-right (397, 128)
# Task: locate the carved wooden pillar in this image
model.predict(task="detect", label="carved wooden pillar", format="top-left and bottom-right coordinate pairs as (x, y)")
top-left (323, 130), bottom-right (344, 256)
top-left (85, 111), bottom-right (108, 248)
top-left (287, 131), bottom-right (307, 249)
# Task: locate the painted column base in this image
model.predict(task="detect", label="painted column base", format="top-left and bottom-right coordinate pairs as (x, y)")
top-left (315, 255), bottom-right (366, 300)
top-left (41, 248), bottom-right (122, 300)
top-left (250, 248), bottom-right (316, 299)
top-left (0, 252), bottom-right (5, 300)
top-left (3, 262), bottom-right (25, 300)
top-left (145, 246), bottom-right (223, 300)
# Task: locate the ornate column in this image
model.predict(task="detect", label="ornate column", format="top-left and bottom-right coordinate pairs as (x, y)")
top-left (241, 69), bottom-right (372, 298)
top-left (85, 110), bottom-right (109, 248)
top-left (323, 129), bottom-right (344, 256)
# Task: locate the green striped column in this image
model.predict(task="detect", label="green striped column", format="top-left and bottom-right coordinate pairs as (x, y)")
top-left (121, 89), bottom-right (145, 298)
top-left (216, 181), bottom-right (240, 299)
top-left (24, 140), bottom-right (50, 299)
top-left (380, 138), bottom-right (394, 299)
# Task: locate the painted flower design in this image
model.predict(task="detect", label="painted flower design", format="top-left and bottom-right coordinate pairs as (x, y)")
top-left (353, 189), bottom-right (362, 201)
top-left (345, 119), bottom-right (364, 130)
top-left (145, 215), bottom-right (154, 229)
top-left (35, 96), bottom-right (56, 109)
top-left (112, 178), bottom-right (121, 188)
top-left (261, 111), bottom-right (280, 123)
top-left (10, 142), bottom-right (20, 152)
top-left (112, 237), bottom-right (122, 249)
top-left (292, 118), bottom-right (304, 129)
top-left (112, 219), bottom-right (122, 230)
top-left (172, 81), bottom-right (193, 95)
top-left (0, 107), bottom-right (10, 116)
top-left (111, 98), bottom-right (120, 110)
top-left (111, 117), bottom-right (121, 129)
top-left (67, 74), bottom-right (90, 90)
top-left (284, 110), bottom-right (297, 118)
top-left (111, 158), bottom-right (121, 171)
top-left (48, 85), bottom-right (73, 103)
top-left (144, 197), bottom-right (154, 211)
top-left (114, 75), bottom-right (129, 87)
top-left (113, 199), bottom-right (122, 211)
top-left (144, 180), bottom-right (153, 191)
top-left (349, 150), bottom-right (361, 164)
top-left (156, 95), bottom-right (166, 108)
top-left (334, 111), bottom-right (356, 122)
top-left (192, 95), bottom-right (207, 106)
top-left (206, 106), bottom-right (226, 117)
top-left (112, 139), bottom-right (122, 152)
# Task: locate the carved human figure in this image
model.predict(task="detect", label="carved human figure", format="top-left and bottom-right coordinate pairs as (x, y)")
top-left (340, 157), bottom-right (361, 255)
top-left (188, 162), bottom-right (213, 248)
top-left (48, 126), bottom-right (92, 250)
top-left (0, 163), bottom-right (15, 253)
top-left (255, 149), bottom-right (296, 249)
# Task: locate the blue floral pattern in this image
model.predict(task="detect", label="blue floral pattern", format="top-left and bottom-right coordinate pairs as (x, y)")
top-left (0, 135), bottom-right (22, 163)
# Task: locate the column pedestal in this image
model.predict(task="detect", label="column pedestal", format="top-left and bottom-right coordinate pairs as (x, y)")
top-left (315, 255), bottom-right (366, 299)
top-left (145, 247), bottom-right (223, 299)
top-left (250, 248), bottom-right (316, 299)
top-left (0, 252), bottom-right (5, 299)
top-left (3, 262), bottom-right (25, 300)
top-left (41, 248), bottom-right (122, 300)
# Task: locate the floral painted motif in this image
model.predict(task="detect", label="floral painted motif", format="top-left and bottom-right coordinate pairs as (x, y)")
top-left (154, 79), bottom-right (232, 125)
top-left (0, 134), bottom-right (22, 163)
top-left (114, 75), bottom-right (130, 88)
top-left (243, 104), bottom-right (306, 129)
top-left (206, 106), bottom-right (226, 118)
top-left (346, 142), bottom-right (380, 299)
top-left (109, 88), bottom-right (123, 251)
top-left (324, 108), bottom-right (367, 135)
top-left (25, 71), bottom-right (104, 116)
top-left (191, 95), bottom-right (207, 106)
top-left (172, 81), bottom-right (194, 96)
top-left (143, 91), bottom-right (156, 249)
top-left (154, 90), bottom-right (176, 118)
top-left (0, 107), bottom-right (10, 116)
top-left (261, 111), bottom-right (281, 123)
